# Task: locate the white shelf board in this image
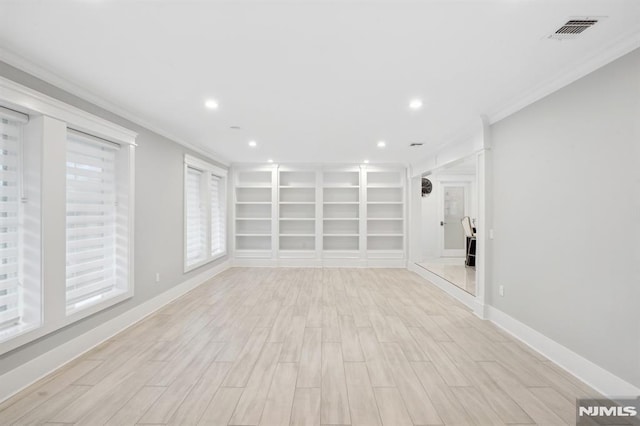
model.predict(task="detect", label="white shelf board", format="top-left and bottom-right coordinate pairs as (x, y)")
top-left (366, 185), bottom-right (403, 188)
top-left (280, 233), bottom-right (316, 237)
top-left (280, 218), bottom-right (316, 221)
top-left (367, 233), bottom-right (404, 237)
top-left (323, 218), bottom-right (359, 221)
top-left (367, 202), bottom-right (403, 205)
top-left (323, 185), bottom-right (360, 188)
top-left (236, 185), bottom-right (272, 189)
top-left (236, 201), bottom-right (272, 205)
top-left (236, 217), bottom-right (272, 221)
top-left (280, 185), bottom-right (315, 188)
top-left (279, 201), bottom-right (316, 204)
top-left (236, 233), bottom-right (272, 237)
top-left (323, 233), bottom-right (359, 237)
top-left (323, 201), bottom-right (359, 205)
top-left (367, 218), bottom-right (403, 221)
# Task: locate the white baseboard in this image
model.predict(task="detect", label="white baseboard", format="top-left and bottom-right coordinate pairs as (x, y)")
top-left (486, 305), bottom-right (640, 398)
top-left (408, 262), bottom-right (476, 310)
top-left (231, 258), bottom-right (407, 268)
top-left (0, 260), bottom-right (230, 404)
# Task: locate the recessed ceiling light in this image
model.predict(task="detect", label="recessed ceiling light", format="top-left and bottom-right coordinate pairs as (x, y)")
top-left (409, 99), bottom-right (423, 110)
top-left (377, 141), bottom-right (386, 148)
top-left (268, 159), bottom-right (273, 163)
top-left (248, 140), bottom-right (257, 147)
top-left (364, 159), bottom-right (370, 164)
top-left (204, 99), bottom-right (219, 109)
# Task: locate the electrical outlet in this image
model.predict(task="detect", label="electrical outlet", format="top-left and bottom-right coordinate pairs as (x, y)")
top-left (155, 273), bottom-right (160, 283)
top-left (499, 285), bottom-right (504, 296)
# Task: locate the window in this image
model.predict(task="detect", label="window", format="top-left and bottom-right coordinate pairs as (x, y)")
top-left (210, 174), bottom-right (225, 257)
top-left (0, 76), bottom-right (135, 355)
top-left (0, 115), bottom-right (23, 333)
top-left (186, 166), bottom-right (206, 265)
top-left (0, 106), bottom-right (40, 344)
top-left (65, 130), bottom-right (129, 314)
top-left (184, 155), bottom-right (227, 271)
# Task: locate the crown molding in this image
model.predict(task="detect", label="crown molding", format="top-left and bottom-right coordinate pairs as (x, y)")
top-left (0, 47), bottom-right (229, 166)
top-left (487, 29), bottom-right (640, 124)
top-left (0, 75), bottom-right (137, 145)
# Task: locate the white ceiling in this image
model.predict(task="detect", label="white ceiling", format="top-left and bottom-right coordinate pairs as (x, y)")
top-left (1, 1), bottom-right (639, 165)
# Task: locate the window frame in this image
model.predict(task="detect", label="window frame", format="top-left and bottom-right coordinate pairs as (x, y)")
top-left (183, 154), bottom-right (227, 272)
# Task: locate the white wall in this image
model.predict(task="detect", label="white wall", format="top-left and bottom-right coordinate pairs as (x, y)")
top-left (488, 47), bottom-right (640, 388)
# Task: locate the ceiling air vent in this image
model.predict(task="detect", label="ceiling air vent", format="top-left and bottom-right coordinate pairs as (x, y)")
top-left (409, 142), bottom-right (424, 147)
top-left (548, 18), bottom-right (601, 40)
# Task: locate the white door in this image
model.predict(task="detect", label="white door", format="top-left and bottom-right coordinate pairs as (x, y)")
top-left (440, 183), bottom-right (468, 257)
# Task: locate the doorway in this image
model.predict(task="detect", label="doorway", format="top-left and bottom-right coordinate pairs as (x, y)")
top-left (440, 182), bottom-right (469, 257)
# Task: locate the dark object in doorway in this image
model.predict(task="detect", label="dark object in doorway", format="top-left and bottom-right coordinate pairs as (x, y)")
top-left (421, 178), bottom-right (433, 197)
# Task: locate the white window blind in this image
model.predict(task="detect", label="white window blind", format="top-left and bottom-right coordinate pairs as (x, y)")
top-left (66, 131), bottom-right (119, 311)
top-left (210, 174), bottom-right (225, 256)
top-left (186, 166), bottom-right (206, 265)
top-left (0, 117), bottom-right (21, 331)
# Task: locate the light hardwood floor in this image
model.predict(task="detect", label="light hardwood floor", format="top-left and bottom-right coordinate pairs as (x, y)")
top-left (0, 268), bottom-right (599, 425)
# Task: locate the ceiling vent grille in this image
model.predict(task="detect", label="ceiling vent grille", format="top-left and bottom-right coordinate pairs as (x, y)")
top-left (549, 18), bottom-right (600, 40)
top-left (409, 142), bottom-right (424, 147)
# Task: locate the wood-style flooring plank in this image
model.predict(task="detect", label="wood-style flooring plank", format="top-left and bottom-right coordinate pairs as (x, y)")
top-left (290, 388), bottom-right (321, 426)
top-left (320, 342), bottom-right (351, 425)
top-left (259, 362), bottom-right (298, 426)
top-left (343, 362), bottom-right (382, 426)
top-left (373, 387), bottom-right (413, 426)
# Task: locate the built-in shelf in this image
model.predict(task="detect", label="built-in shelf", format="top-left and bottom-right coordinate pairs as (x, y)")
top-left (278, 170), bottom-right (317, 256)
top-left (235, 169), bottom-right (273, 253)
top-left (234, 166), bottom-right (405, 260)
top-left (365, 170), bottom-right (404, 252)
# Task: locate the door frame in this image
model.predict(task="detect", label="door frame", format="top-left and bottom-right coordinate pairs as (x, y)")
top-left (438, 179), bottom-right (471, 258)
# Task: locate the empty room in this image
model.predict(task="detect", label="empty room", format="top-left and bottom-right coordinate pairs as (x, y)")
top-left (0, 1), bottom-right (639, 425)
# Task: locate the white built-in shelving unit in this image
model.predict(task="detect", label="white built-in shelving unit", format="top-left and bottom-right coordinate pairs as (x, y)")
top-left (366, 169), bottom-right (405, 258)
top-left (232, 164), bottom-right (406, 266)
top-left (278, 169), bottom-right (317, 258)
top-left (234, 168), bottom-right (274, 258)
top-left (322, 169), bottom-right (361, 258)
